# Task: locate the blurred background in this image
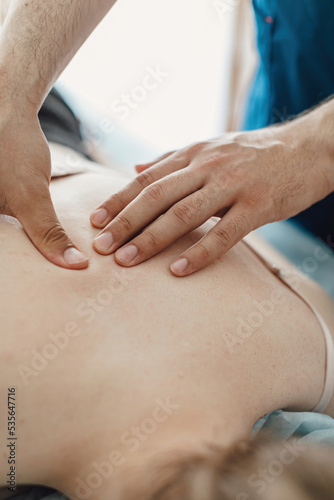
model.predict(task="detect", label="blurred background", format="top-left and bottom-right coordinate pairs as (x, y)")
top-left (58, 0), bottom-right (256, 166)
top-left (0, 0), bottom-right (257, 168)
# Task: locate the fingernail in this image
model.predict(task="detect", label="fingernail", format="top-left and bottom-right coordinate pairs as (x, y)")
top-left (94, 232), bottom-right (114, 253)
top-left (91, 208), bottom-right (108, 226)
top-left (171, 258), bottom-right (188, 275)
top-left (116, 245), bottom-right (138, 264)
top-left (64, 247), bottom-right (88, 265)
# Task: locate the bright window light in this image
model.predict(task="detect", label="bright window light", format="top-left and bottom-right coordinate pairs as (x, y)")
top-left (59, 0), bottom-right (236, 152)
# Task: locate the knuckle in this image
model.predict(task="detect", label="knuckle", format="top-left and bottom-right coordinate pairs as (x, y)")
top-left (172, 203), bottom-right (192, 225)
top-left (157, 150), bottom-right (176, 162)
top-left (105, 193), bottom-right (126, 212)
top-left (195, 242), bottom-right (211, 262)
top-left (166, 149), bottom-right (177, 158)
top-left (226, 217), bottom-right (240, 239)
top-left (173, 149), bottom-right (189, 164)
top-left (136, 170), bottom-right (155, 190)
top-left (187, 142), bottom-right (204, 156)
top-left (214, 214), bottom-right (248, 249)
top-left (142, 182), bottom-right (165, 203)
top-left (232, 212), bottom-right (251, 233)
top-left (40, 224), bottom-right (69, 248)
top-left (213, 227), bottom-right (231, 248)
top-left (143, 230), bottom-right (159, 250)
top-left (199, 155), bottom-right (221, 174)
top-left (115, 213), bottom-right (133, 232)
top-left (190, 191), bottom-right (207, 213)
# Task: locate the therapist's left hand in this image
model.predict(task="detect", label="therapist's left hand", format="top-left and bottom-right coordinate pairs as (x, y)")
top-left (90, 126), bottom-right (330, 276)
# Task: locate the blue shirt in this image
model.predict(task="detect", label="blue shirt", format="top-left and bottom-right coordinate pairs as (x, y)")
top-left (244, 0), bottom-right (334, 244)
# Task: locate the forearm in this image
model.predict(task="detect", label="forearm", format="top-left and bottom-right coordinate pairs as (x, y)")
top-left (280, 96), bottom-right (334, 196)
top-left (0, 0), bottom-right (117, 110)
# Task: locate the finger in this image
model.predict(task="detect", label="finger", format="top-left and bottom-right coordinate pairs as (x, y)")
top-left (90, 151), bottom-right (188, 229)
top-left (135, 150), bottom-right (175, 173)
top-left (169, 204), bottom-right (254, 277)
top-left (93, 169), bottom-right (203, 255)
top-left (113, 186), bottom-right (222, 267)
top-left (17, 183), bottom-right (88, 270)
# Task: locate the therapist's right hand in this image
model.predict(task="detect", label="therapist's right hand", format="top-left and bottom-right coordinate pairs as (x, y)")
top-left (0, 106), bottom-right (88, 270)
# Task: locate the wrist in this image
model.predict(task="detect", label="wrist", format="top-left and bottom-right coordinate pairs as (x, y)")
top-left (279, 102), bottom-right (334, 196)
top-left (0, 63), bottom-right (43, 115)
top-left (313, 99), bottom-right (334, 193)
top-left (0, 89), bottom-right (39, 125)
top-left (0, 43), bottom-right (49, 112)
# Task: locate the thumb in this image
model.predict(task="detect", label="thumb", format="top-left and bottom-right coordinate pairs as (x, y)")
top-left (17, 184), bottom-right (88, 270)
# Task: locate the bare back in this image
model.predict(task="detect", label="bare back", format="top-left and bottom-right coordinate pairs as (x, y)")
top-left (1, 146), bottom-right (333, 492)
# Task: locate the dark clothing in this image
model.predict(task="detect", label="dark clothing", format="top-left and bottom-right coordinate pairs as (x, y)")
top-left (244, 0), bottom-right (334, 243)
top-left (38, 88), bottom-right (89, 158)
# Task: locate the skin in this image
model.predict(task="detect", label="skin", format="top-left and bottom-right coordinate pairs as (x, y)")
top-left (0, 0), bottom-right (118, 269)
top-left (0, 145), bottom-right (334, 500)
top-left (91, 100), bottom-right (334, 276)
top-left (1, 1), bottom-right (334, 275)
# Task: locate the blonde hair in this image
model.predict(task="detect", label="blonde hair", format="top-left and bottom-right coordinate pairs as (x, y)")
top-left (0, 0), bottom-right (10, 26)
top-left (141, 434), bottom-right (334, 500)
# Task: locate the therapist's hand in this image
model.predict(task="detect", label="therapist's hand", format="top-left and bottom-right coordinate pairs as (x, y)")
top-left (90, 124), bottom-right (332, 277)
top-left (0, 106), bottom-right (88, 269)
